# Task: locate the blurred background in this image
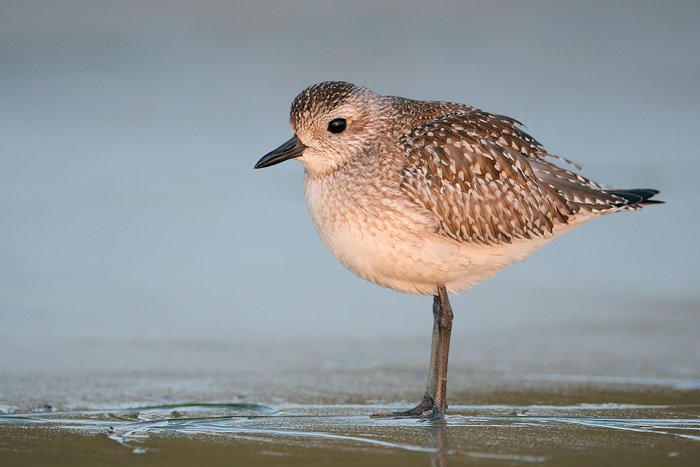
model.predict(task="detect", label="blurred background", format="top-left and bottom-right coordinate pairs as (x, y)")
top-left (1, 1), bottom-right (698, 409)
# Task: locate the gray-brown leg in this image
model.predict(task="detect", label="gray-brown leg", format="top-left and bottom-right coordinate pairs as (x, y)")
top-left (371, 283), bottom-right (454, 419)
top-left (427, 283), bottom-right (453, 419)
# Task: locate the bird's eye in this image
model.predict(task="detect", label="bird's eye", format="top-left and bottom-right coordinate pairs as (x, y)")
top-left (328, 118), bottom-right (347, 134)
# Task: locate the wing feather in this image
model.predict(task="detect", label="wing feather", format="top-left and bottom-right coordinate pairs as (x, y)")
top-left (399, 113), bottom-right (574, 246)
top-left (397, 107), bottom-right (659, 246)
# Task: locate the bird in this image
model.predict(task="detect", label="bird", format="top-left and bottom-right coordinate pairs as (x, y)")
top-left (254, 81), bottom-right (661, 420)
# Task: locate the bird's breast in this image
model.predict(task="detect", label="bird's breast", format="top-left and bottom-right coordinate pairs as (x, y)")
top-left (301, 163), bottom-right (573, 295)
top-left (302, 168), bottom-right (473, 295)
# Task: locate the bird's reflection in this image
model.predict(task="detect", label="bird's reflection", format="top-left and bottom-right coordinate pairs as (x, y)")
top-left (425, 421), bottom-right (449, 467)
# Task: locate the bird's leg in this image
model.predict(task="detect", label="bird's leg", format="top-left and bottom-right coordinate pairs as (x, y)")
top-left (372, 294), bottom-right (441, 417)
top-left (427, 283), bottom-right (453, 419)
top-left (371, 283), bottom-right (453, 419)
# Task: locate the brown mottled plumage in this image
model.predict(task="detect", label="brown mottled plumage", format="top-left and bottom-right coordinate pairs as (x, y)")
top-left (255, 81), bottom-right (660, 419)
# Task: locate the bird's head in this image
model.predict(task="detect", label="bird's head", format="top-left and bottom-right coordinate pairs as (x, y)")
top-left (255, 81), bottom-right (386, 174)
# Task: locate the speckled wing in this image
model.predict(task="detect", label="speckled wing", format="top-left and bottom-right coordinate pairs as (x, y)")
top-left (398, 112), bottom-right (581, 246)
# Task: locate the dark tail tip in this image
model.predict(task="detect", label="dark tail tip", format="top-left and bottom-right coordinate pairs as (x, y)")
top-left (607, 188), bottom-right (664, 206)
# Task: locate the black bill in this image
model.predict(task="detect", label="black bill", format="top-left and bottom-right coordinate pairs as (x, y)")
top-left (254, 135), bottom-right (307, 169)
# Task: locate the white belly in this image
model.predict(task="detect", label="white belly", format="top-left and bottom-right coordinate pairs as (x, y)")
top-left (304, 172), bottom-right (578, 296)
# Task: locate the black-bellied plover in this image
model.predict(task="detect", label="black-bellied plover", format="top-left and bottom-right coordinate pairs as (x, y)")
top-left (254, 81), bottom-right (661, 420)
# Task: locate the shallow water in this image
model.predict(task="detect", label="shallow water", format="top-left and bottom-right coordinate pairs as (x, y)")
top-left (2, 400), bottom-right (699, 465)
top-left (2, 330), bottom-right (699, 465)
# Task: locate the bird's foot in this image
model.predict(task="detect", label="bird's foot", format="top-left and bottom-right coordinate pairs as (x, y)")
top-left (423, 408), bottom-right (446, 421)
top-left (370, 394), bottom-right (445, 420)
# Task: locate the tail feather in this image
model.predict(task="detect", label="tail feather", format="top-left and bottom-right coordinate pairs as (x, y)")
top-left (606, 189), bottom-right (663, 206)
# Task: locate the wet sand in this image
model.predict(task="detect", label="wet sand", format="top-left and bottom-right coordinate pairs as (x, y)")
top-left (2, 322), bottom-right (699, 465)
top-left (2, 388), bottom-right (698, 465)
